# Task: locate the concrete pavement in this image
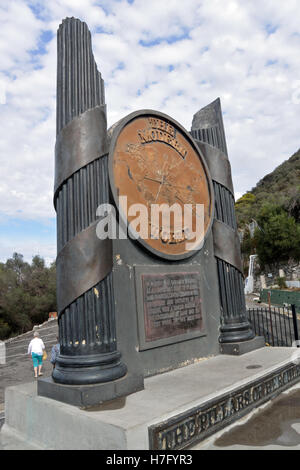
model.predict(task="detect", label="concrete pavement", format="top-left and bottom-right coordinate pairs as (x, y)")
top-left (1, 347), bottom-right (299, 450)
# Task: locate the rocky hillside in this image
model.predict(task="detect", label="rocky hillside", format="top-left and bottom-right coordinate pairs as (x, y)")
top-left (236, 148), bottom-right (300, 227)
top-left (235, 149), bottom-right (300, 268)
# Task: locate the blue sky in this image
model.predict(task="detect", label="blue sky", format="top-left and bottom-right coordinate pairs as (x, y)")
top-left (0, 0), bottom-right (300, 264)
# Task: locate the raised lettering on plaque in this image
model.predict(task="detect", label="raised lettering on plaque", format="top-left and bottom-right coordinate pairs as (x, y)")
top-left (142, 272), bottom-right (203, 342)
top-left (109, 111), bottom-right (213, 260)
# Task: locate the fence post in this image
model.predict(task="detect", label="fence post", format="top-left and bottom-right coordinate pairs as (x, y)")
top-left (291, 304), bottom-right (300, 347)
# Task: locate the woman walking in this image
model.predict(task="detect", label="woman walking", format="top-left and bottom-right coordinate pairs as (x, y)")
top-left (28, 331), bottom-right (45, 378)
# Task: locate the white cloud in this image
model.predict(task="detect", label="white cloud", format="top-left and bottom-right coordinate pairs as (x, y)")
top-left (0, 0), bottom-right (300, 261)
top-left (0, 236), bottom-right (56, 266)
top-left (0, 1), bottom-right (43, 70)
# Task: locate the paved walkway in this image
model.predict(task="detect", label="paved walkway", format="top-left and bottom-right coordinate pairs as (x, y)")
top-left (1, 296), bottom-right (296, 450)
top-left (1, 347), bottom-right (298, 450)
top-left (0, 320), bottom-right (58, 405)
top-left (0, 295), bottom-right (265, 408)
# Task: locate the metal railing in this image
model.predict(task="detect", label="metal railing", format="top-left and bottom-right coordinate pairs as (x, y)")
top-left (247, 304), bottom-right (299, 347)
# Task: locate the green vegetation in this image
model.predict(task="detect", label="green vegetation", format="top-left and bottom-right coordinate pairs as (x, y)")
top-left (236, 149), bottom-right (300, 267)
top-left (0, 253), bottom-right (56, 341)
top-left (276, 277), bottom-right (287, 289)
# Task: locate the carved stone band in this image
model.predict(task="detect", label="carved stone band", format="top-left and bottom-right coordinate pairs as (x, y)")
top-left (149, 362), bottom-right (300, 450)
top-left (56, 221), bottom-right (112, 314)
top-left (54, 105), bottom-right (108, 202)
top-left (212, 220), bottom-right (243, 273)
top-left (194, 140), bottom-right (234, 195)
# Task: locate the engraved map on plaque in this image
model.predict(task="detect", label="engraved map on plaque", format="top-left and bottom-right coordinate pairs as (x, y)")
top-left (142, 272), bottom-right (203, 343)
top-left (109, 112), bottom-right (213, 260)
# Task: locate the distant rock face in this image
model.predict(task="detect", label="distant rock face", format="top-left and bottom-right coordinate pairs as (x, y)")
top-left (236, 148), bottom-right (300, 229)
top-left (253, 259), bottom-right (300, 291)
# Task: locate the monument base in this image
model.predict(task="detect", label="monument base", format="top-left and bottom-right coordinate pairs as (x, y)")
top-left (2, 347), bottom-right (300, 450)
top-left (219, 336), bottom-right (265, 356)
top-left (38, 373), bottom-right (144, 408)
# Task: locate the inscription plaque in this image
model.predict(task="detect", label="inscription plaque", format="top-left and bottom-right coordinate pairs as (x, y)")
top-left (149, 362), bottom-right (300, 450)
top-left (142, 272), bottom-right (203, 343)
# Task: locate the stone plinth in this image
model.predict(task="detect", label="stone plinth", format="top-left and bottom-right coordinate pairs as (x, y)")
top-left (2, 347), bottom-right (300, 450)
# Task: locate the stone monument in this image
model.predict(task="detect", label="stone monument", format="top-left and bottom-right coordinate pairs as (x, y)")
top-left (7, 17), bottom-right (298, 452)
top-left (38, 17), bottom-right (263, 408)
top-left (190, 100), bottom-right (263, 354)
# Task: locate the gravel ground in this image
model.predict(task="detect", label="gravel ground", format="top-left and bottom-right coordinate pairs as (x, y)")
top-left (245, 293), bottom-right (264, 309)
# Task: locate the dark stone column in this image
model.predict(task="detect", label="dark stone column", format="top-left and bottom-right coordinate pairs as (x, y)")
top-left (191, 99), bottom-right (256, 347)
top-left (52, 17), bottom-right (127, 385)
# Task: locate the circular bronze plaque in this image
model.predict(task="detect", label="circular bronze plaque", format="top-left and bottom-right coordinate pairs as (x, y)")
top-left (108, 110), bottom-right (213, 260)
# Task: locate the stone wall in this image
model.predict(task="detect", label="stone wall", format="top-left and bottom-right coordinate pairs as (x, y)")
top-left (253, 259), bottom-right (300, 292)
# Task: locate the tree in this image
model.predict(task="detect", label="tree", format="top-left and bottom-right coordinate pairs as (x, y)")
top-left (235, 193), bottom-right (256, 226)
top-left (253, 206), bottom-right (300, 267)
top-left (284, 186), bottom-right (300, 222)
top-left (0, 254), bottom-right (56, 340)
top-left (0, 318), bottom-right (10, 339)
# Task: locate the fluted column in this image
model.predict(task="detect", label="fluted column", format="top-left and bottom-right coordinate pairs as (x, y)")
top-left (53, 18), bottom-right (127, 384)
top-left (191, 99), bottom-right (254, 344)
